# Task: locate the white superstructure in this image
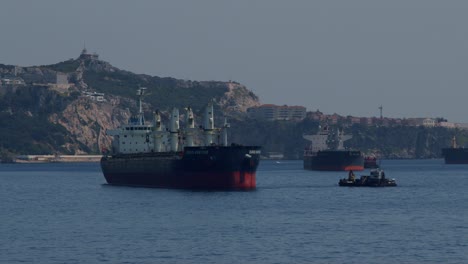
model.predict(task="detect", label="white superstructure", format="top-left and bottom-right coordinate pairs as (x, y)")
top-left (303, 126), bottom-right (353, 155)
top-left (106, 89), bottom-right (230, 154)
top-left (303, 126), bottom-right (330, 152)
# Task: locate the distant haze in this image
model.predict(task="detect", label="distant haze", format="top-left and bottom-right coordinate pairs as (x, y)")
top-left (2, 1), bottom-right (468, 122)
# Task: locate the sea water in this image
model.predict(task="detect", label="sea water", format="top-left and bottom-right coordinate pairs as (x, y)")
top-left (0, 160), bottom-right (466, 264)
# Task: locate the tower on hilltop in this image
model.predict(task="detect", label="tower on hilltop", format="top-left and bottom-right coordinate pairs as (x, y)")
top-left (79, 43), bottom-right (99, 60)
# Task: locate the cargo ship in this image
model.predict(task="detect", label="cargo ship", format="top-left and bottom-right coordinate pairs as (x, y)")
top-left (442, 136), bottom-right (468, 164)
top-left (100, 88), bottom-right (261, 190)
top-left (364, 156), bottom-right (379, 169)
top-left (303, 126), bottom-right (364, 171)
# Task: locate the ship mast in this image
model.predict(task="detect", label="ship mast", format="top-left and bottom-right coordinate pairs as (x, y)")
top-left (136, 87), bottom-right (147, 125)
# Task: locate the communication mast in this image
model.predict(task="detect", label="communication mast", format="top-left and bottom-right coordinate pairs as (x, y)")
top-left (136, 87), bottom-right (147, 125)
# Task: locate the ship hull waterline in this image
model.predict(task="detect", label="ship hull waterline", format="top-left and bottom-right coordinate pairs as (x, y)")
top-left (101, 146), bottom-right (261, 190)
top-left (304, 150), bottom-right (364, 171)
top-left (442, 148), bottom-right (468, 164)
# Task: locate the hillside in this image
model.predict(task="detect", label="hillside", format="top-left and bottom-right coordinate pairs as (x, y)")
top-left (229, 118), bottom-right (468, 160)
top-left (1, 51), bottom-right (466, 161)
top-left (0, 51), bottom-right (260, 159)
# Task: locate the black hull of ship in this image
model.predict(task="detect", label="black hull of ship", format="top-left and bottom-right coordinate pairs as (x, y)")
top-left (364, 158), bottom-right (379, 169)
top-left (100, 146), bottom-right (261, 190)
top-left (442, 148), bottom-right (468, 164)
top-left (339, 178), bottom-right (397, 187)
top-left (304, 150), bottom-right (364, 171)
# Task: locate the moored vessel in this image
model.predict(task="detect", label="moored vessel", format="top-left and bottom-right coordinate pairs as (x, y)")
top-left (364, 156), bottom-right (379, 169)
top-left (442, 136), bottom-right (468, 164)
top-left (100, 88), bottom-right (261, 190)
top-left (303, 126), bottom-right (364, 171)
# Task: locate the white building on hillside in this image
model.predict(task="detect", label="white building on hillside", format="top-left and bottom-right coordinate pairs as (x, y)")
top-left (247, 104), bottom-right (306, 121)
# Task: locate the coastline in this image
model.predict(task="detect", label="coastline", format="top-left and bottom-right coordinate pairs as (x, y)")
top-left (10, 155), bottom-right (102, 163)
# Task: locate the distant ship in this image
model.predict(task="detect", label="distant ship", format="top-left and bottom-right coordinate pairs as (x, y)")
top-left (441, 136), bottom-right (468, 164)
top-left (303, 126), bottom-right (364, 171)
top-left (100, 88), bottom-right (261, 190)
top-left (364, 156), bottom-right (379, 169)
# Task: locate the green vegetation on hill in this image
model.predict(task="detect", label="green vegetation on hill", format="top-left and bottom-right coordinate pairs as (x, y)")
top-left (347, 124), bottom-right (462, 158)
top-left (84, 71), bottom-right (227, 111)
top-left (0, 112), bottom-right (71, 155)
top-left (46, 59), bottom-right (81, 73)
top-left (228, 118), bottom-right (467, 159)
top-left (229, 118), bottom-right (320, 159)
top-left (1, 57), bottom-right (466, 160)
top-left (0, 86), bottom-right (79, 156)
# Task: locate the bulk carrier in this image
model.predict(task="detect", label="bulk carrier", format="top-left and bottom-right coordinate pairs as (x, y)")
top-left (100, 88), bottom-right (261, 190)
top-left (441, 136), bottom-right (468, 164)
top-left (303, 126), bottom-right (364, 171)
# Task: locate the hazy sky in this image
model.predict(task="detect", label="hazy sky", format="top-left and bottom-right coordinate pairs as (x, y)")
top-left (1, 1), bottom-right (468, 122)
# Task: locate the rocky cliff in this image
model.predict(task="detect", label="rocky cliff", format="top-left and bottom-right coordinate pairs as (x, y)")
top-left (3, 52), bottom-right (458, 159)
top-left (0, 53), bottom-right (260, 155)
top-left (48, 96), bottom-right (130, 154)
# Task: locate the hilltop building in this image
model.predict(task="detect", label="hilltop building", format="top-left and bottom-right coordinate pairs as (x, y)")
top-left (307, 110), bottom-right (325, 121)
top-left (79, 47), bottom-right (99, 60)
top-left (56, 72), bottom-right (68, 85)
top-left (247, 104), bottom-right (306, 121)
top-left (83, 91), bottom-right (105, 102)
top-left (0, 77), bottom-right (25, 86)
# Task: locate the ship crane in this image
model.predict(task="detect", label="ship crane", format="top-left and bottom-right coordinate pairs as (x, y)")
top-left (451, 136), bottom-right (457, 148)
top-left (203, 102), bottom-right (215, 146)
top-left (169, 108), bottom-right (180, 152)
top-left (183, 107), bottom-right (197, 147)
top-left (337, 129), bottom-right (352, 150)
top-left (152, 111), bottom-right (166, 152)
top-left (221, 118), bottom-right (230, 146)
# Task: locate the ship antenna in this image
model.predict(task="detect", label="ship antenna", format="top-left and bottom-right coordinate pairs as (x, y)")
top-left (137, 87), bottom-right (147, 125)
top-left (452, 136), bottom-right (457, 148)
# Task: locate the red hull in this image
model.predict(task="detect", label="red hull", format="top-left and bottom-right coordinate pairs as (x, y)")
top-left (303, 150), bottom-right (364, 171)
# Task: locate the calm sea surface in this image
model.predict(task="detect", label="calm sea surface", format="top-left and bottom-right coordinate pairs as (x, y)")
top-left (0, 159), bottom-right (467, 264)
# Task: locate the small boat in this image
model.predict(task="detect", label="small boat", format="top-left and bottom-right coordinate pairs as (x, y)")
top-left (339, 169), bottom-right (396, 187)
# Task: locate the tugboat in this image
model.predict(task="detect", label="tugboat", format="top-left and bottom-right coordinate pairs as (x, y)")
top-left (100, 88), bottom-right (261, 190)
top-left (339, 169), bottom-right (397, 187)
